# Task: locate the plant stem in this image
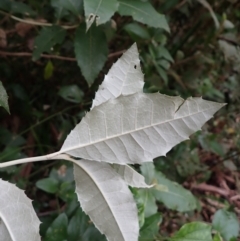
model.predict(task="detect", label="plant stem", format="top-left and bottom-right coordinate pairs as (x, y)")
top-left (0, 152), bottom-right (69, 168)
top-left (0, 10), bottom-right (79, 29)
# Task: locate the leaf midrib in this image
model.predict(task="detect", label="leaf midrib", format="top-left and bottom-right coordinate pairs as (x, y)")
top-left (94, 0), bottom-right (103, 15)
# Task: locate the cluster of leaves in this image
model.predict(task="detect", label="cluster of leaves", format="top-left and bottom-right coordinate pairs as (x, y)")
top-left (0, 0), bottom-right (240, 241)
top-left (0, 0), bottom-right (169, 87)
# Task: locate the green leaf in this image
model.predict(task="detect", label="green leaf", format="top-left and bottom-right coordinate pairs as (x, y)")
top-left (44, 61), bottom-right (54, 80)
top-left (157, 46), bottom-right (174, 62)
top-left (137, 189), bottom-right (158, 218)
top-left (36, 177), bottom-right (59, 194)
top-left (123, 23), bottom-right (151, 40)
top-left (118, 0), bottom-right (169, 31)
top-left (45, 213), bottom-right (68, 241)
top-left (32, 26), bottom-right (66, 61)
top-left (170, 222), bottom-right (213, 241)
top-left (213, 233), bottom-right (223, 241)
top-left (10, 1), bottom-right (36, 16)
top-left (152, 170), bottom-right (197, 212)
top-left (0, 0), bottom-right (11, 11)
top-left (74, 24), bottom-right (108, 86)
top-left (58, 85), bottom-right (84, 103)
top-left (141, 163), bottom-right (197, 212)
top-left (59, 0), bottom-right (83, 17)
top-left (67, 208), bottom-right (106, 241)
top-left (83, 0), bottom-right (119, 30)
top-left (212, 209), bottom-right (239, 241)
top-left (67, 208), bottom-right (88, 240)
top-left (82, 226), bottom-right (107, 241)
top-left (139, 213), bottom-right (162, 241)
top-left (58, 182), bottom-right (75, 202)
top-left (49, 166), bottom-right (74, 183)
top-left (51, 0), bottom-right (69, 19)
top-left (0, 81), bottom-right (10, 113)
top-left (140, 163), bottom-right (155, 184)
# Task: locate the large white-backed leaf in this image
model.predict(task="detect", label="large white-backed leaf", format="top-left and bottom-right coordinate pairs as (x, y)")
top-left (73, 159), bottom-right (138, 241)
top-left (60, 92), bottom-right (224, 164)
top-left (0, 179), bottom-right (41, 241)
top-left (112, 164), bottom-right (151, 188)
top-left (92, 43), bottom-right (144, 109)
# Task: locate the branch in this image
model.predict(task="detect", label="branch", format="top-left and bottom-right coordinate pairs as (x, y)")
top-left (0, 50), bottom-right (125, 61)
top-left (0, 10), bottom-right (79, 29)
top-left (0, 51), bottom-right (77, 61)
top-left (191, 183), bottom-right (229, 197)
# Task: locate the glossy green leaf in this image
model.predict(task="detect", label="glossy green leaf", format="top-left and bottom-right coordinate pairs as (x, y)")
top-left (67, 208), bottom-right (88, 241)
top-left (58, 182), bottom-right (75, 202)
top-left (10, 1), bottom-right (35, 15)
top-left (140, 163), bottom-right (155, 185)
top-left (123, 23), bottom-right (151, 40)
top-left (0, 0), bottom-right (11, 11)
top-left (51, 0), bottom-right (69, 19)
top-left (0, 128), bottom-right (25, 147)
top-left (212, 209), bottom-right (239, 241)
top-left (139, 213), bottom-right (162, 241)
top-left (152, 170), bottom-right (197, 212)
top-left (157, 46), bottom-right (174, 62)
top-left (213, 233), bottom-right (223, 241)
top-left (45, 213), bottom-right (68, 241)
top-left (82, 226), bottom-right (107, 241)
top-left (74, 24), bottom-right (108, 86)
top-left (84, 0), bottom-right (119, 30)
top-left (36, 177), bottom-right (59, 194)
top-left (67, 208), bottom-right (106, 241)
top-left (141, 163), bottom-right (197, 212)
top-left (137, 189), bottom-right (158, 218)
top-left (32, 26), bottom-right (66, 61)
top-left (118, 0), bottom-right (169, 31)
top-left (59, 0), bottom-right (83, 17)
top-left (170, 222), bottom-right (213, 241)
top-left (58, 85), bottom-right (84, 103)
top-left (44, 61), bottom-right (54, 80)
top-left (49, 166), bottom-right (74, 183)
top-left (0, 81), bottom-right (10, 113)
top-left (132, 188), bottom-right (145, 228)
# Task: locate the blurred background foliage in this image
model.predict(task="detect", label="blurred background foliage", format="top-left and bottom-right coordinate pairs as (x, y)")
top-left (0, 0), bottom-right (240, 240)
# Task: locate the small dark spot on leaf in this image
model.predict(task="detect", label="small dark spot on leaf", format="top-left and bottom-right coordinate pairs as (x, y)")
top-left (134, 65), bottom-right (136, 69)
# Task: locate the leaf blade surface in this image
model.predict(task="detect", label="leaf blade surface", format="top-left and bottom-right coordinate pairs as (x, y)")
top-left (92, 43), bottom-right (144, 108)
top-left (112, 164), bottom-right (151, 188)
top-left (32, 26), bottom-right (66, 61)
top-left (0, 179), bottom-right (41, 241)
top-left (118, 0), bottom-right (169, 31)
top-left (61, 93), bottom-right (224, 164)
top-left (73, 159), bottom-right (139, 241)
top-left (74, 24), bottom-right (108, 86)
top-left (84, 0), bottom-right (119, 30)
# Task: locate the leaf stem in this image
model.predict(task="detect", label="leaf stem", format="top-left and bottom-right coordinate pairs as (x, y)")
top-left (0, 152), bottom-right (70, 168)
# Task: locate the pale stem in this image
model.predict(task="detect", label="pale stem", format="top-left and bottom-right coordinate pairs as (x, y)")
top-left (0, 151), bottom-right (73, 168)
